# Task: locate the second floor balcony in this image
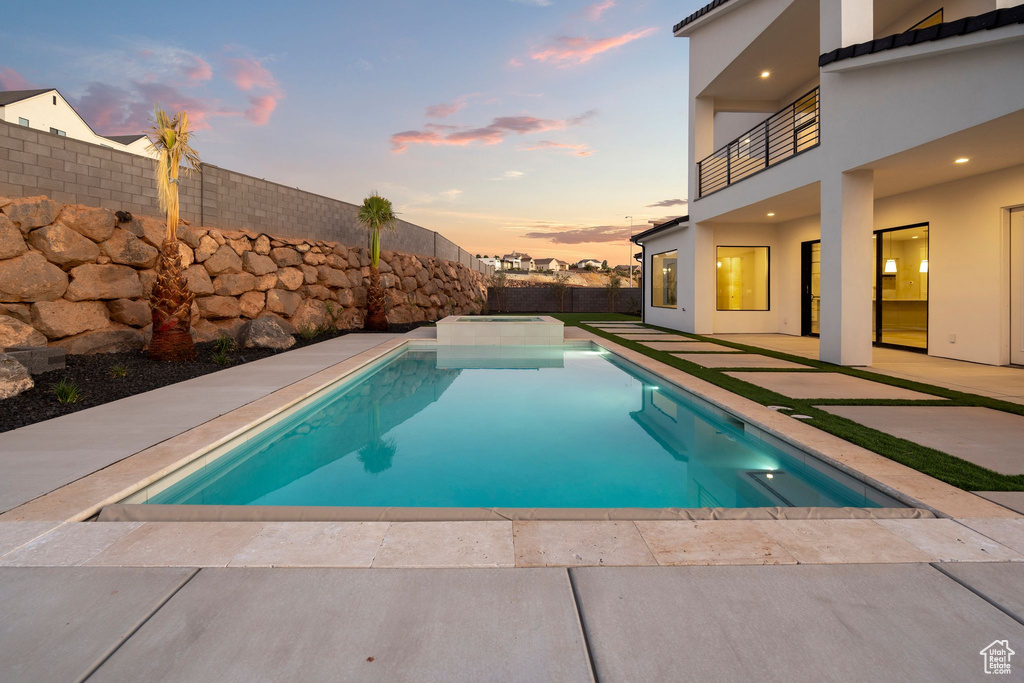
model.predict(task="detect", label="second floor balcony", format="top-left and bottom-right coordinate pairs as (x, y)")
top-left (697, 87), bottom-right (820, 199)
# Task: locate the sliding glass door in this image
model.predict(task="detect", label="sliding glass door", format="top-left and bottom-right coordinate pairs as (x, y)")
top-left (874, 224), bottom-right (929, 350)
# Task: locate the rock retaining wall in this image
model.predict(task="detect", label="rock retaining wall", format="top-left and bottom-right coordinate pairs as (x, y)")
top-left (0, 196), bottom-right (487, 354)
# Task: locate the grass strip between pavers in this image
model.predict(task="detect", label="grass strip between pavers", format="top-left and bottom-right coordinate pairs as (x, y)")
top-left (526, 313), bottom-right (1024, 493)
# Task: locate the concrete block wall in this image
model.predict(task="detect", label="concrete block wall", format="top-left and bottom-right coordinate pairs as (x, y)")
top-left (488, 286), bottom-right (641, 314)
top-left (0, 120), bottom-right (491, 275)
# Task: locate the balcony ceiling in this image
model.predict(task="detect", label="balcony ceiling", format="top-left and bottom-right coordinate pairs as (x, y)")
top-left (866, 110), bottom-right (1024, 199)
top-left (701, 0), bottom-right (819, 106)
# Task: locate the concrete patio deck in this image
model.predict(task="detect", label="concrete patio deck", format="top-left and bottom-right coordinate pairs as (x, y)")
top-left (3, 563), bottom-right (1022, 681)
top-left (705, 333), bottom-right (1024, 404)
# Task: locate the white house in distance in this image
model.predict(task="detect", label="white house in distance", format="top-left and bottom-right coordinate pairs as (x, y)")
top-left (0, 89), bottom-right (155, 158)
top-left (480, 256), bottom-right (503, 270)
top-left (576, 258), bottom-right (603, 269)
top-left (534, 257), bottom-right (568, 271)
top-left (634, 0), bottom-right (1024, 367)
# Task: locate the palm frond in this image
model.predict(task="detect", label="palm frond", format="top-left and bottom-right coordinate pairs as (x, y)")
top-left (147, 104), bottom-right (202, 243)
top-left (357, 193), bottom-right (397, 267)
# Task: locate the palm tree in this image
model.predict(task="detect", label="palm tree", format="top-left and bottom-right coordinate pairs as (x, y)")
top-left (147, 106), bottom-right (201, 361)
top-left (357, 193), bottom-right (397, 331)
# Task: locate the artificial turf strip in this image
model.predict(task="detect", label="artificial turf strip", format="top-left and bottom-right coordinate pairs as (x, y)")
top-left (559, 319), bottom-right (1024, 493)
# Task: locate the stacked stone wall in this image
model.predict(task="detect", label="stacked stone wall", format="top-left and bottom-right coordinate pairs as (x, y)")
top-left (0, 196), bottom-right (487, 354)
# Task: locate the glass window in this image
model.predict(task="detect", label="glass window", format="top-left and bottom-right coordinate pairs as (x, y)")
top-left (716, 246), bottom-right (769, 311)
top-left (651, 250), bottom-right (677, 308)
top-left (18, 117), bottom-right (29, 127)
top-left (49, 127), bottom-right (66, 136)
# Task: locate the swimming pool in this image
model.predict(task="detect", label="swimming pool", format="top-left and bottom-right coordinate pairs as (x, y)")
top-left (122, 343), bottom-right (899, 511)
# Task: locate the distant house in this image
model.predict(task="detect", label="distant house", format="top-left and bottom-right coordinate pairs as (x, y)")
top-left (480, 257), bottom-right (502, 270)
top-left (576, 258), bottom-right (602, 269)
top-left (0, 88), bottom-right (155, 158)
top-left (520, 256), bottom-right (536, 271)
top-left (534, 257), bottom-right (565, 271)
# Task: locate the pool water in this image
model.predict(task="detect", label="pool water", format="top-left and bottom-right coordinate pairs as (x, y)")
top-left (144, 345), bottom-right (894, 509)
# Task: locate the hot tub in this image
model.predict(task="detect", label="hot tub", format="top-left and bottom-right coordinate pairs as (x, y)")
top-left (435, 315), bottom-right (564, 346)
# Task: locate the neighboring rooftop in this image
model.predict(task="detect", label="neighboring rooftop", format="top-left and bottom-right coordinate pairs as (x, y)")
top-left (0, 88), bottom-right (52, 107)
top-left (819, 4), bottom-right (1024, 67)
top-left (105, 134), bottom-right (149, 145)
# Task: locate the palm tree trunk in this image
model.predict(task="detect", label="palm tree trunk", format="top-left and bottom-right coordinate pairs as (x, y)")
top-left (365, 265), bottom-right (388, 331)
top-left (149, 239), bottom-right (196, 361)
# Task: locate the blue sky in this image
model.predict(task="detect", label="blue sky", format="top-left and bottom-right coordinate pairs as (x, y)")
top-left (2, 0), bottom-right (704, 263)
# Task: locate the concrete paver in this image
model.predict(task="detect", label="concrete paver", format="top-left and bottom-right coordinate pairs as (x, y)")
top-left (0, 567), bottom-right (194, 682)
top-left (571, 563), bottom-right (1024, 682)
top-left (821, 406), bottom-right (1024, 475)
top-left (956, 518), bottom-right (1024, 555)
top-left (752, 520), bottom-right (934, 564)
top-left (1, 522), bottom-right (142, 566)
top-left (938, 562), bottom-right (1024, 623)
top-left (512, 521), bottom-right (656, 567)
top-left (974, 491), bottom-right (1024, 515)
top-left (90, 568), bottom-right (593, 682)
top-left (229, 522), bottom-right (390, 568)
top-left (725, 371), bottom-right (941, 400)
top-left (0, 521), bottom-right (61, 557)
top-left (372, 521), bottom-right (514, 567)
top-left (643, 341), bottom-right (740, 352)
top-left (635, 520), bottom-right (797, 565)
top-left (85, 522), bottom-right (265, 567)
top-left (673, 353), bottom-right (808, 369)
top-left (874, 519), bottom-right (1024, 562)
top-left (706, 333), bottom-right (1024, 404)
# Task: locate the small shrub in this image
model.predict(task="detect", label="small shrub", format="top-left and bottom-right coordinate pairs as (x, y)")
top-left (214, 334), bottom-right (237, 354)
top-left (53, 378), bottom-right (82, 404)
top-left (109, 364), bottom-right (129, 378)
top-left (213, 349), bottom-right (232, 366)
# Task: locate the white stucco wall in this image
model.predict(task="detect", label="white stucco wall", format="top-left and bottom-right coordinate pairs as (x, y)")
top-left (0, 90), bottom-right (154, 158)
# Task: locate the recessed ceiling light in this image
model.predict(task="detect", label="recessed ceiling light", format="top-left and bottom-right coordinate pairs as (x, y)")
top-left (955, 157), bottom-right (969, 164)
top-left (760, 71), bottom-right (770, 79)
top-left (766, 212), bottom-right (775, 217)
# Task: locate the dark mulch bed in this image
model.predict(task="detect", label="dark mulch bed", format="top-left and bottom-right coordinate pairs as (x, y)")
top-left (1, 322), bottom-right (429, 433)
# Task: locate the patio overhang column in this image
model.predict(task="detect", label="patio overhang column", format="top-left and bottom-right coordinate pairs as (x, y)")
top-left (820, 169), bottom-right (874, 366)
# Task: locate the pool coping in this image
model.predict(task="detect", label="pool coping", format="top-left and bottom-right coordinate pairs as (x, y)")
top-left (1, 332), bottom-right (1018, 525)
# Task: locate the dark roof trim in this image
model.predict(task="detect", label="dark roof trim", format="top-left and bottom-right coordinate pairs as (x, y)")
top-left (0, 88), bottom-right (54, 107)
top-left (673, 0), bottom-right (733, 33)
top-left (632, 215), bottom-right (689, 243)
top-left (820, 4), bottom-right (1024, 67)
top-left (104, 134), bottom-right (147, 145)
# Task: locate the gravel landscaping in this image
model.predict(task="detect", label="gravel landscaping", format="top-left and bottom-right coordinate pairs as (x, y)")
top-left (0, 323), bottom-right (427, 433)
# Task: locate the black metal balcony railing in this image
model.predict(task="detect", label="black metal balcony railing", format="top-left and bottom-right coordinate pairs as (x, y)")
top-left (697, 87), bottom-right (820, 198)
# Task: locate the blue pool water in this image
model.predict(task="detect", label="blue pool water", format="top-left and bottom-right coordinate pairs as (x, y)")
top-left (145, 345), bottom-right (893, 509)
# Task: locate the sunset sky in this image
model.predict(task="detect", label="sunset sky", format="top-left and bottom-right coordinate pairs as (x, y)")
top-left (2, 0), bottom-right (702, 265)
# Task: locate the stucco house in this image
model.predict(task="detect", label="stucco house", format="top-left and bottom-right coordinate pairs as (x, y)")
top-left (634, 0), bottom-right (1024, 367)
top-left (576, 258), bottom-right (603, 269)
top-left (0, 88), bottom-right (155, 158)
top-left (534, 257), bottom-right (566, 271)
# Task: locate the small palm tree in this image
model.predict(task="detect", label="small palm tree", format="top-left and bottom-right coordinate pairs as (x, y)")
top-left (147, 106), bottom-right (201, 361)
top-left (357, 193), bottom-right (397, 331)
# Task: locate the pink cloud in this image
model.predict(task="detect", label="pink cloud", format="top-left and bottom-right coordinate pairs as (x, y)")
top-left (583, 0), bottom-right (615, 21)
top-left (0, 66), bottom-right (30, 90)
top-left (426, 97), bottom-right (467, 119)
top-left (225, 56), bottom-right (277, 91)
top-left (180, 55), bottom-right (213, 84)
top-left (75, 80), bottom-right (244, 135)
top-left (391, 112), bottom-right (593, 153)
top-left (507, 58), bottom-right (524, 68)
top-left (530, 27), bottom-right (657, 67)
top-left (520, 140), bottom-right (595, 157)
top-left (245, 94), bottom-right (280, 125)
